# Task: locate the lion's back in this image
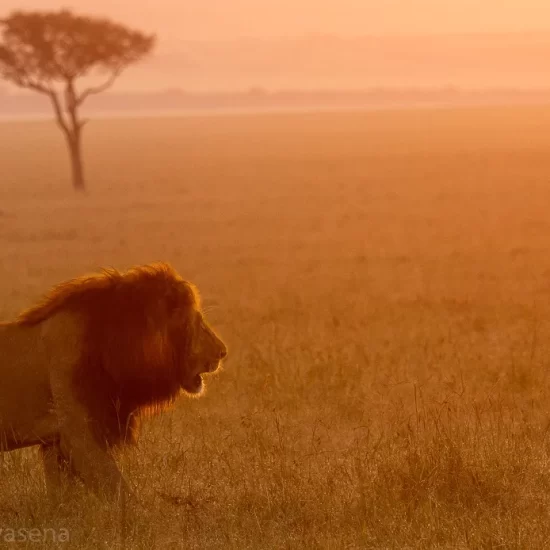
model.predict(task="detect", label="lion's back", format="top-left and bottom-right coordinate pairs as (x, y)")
top-left (0, 322), bottom-right (49, 386)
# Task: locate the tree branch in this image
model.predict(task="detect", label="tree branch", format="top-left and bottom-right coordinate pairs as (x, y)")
top-left (5, 71), bottom-right (50, 95)
top-left (0, 68), bottom-right (71, 134)
top-left (25, 80), bottom-right (51, 95)
top-left (76, 66), bottom-right (122, 106)
top-left (47, 88), bottom-right (70, 136)
top-left (64, 77), bottom-right (86, 133)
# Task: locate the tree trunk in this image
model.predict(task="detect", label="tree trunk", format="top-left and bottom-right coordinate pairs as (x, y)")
top-left (67, 131), bottom-right (85, 192)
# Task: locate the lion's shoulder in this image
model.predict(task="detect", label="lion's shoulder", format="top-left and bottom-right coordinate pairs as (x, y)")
top-left (1, 311), bottom-right (84, 371)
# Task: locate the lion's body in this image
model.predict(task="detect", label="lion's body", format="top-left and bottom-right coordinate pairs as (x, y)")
top-left (0, 263), bottom-right (227, 500)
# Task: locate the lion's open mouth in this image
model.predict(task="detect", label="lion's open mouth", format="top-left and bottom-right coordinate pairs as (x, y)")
top-left (183, 374), bottom-right (203, 394)
top-left (182, 361), bottom-right (221, 394)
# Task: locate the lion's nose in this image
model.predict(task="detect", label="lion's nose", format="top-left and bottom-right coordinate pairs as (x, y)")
top-left (219, 346), bottom-right (228, 360)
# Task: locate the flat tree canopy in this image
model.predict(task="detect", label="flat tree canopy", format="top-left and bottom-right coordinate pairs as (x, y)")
top-left (0, 10), bottom-right (155, 191)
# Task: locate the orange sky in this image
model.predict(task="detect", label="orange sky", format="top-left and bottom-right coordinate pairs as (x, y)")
top-left (4, 0), bottom-right (550, 44)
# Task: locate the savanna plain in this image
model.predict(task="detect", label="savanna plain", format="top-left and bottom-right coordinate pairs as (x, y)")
top-left (1, 106), bottom-right (550, 549)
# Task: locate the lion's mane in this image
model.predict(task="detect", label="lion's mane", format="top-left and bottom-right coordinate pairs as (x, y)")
top-left (16, 262), bottom-right (200, 449)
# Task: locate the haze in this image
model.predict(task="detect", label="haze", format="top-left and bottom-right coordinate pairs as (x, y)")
top-left (5, 0), bottom-right (550, 40)
top-left (4, 1), bottom-right (550, 91)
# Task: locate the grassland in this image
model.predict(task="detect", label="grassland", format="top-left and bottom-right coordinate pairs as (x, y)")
top-left (1, 106), bottom-right (550, 548)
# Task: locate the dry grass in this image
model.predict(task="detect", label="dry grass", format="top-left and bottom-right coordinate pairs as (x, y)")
top-left (1, 106), bottom-right (550, 548)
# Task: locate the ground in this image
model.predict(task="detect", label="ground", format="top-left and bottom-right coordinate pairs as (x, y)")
top-left (0, 106), bottom-right (550, 548)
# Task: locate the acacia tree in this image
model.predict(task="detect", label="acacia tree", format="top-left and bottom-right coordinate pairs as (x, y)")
top-left (0, 10), bottom-right (155, 192)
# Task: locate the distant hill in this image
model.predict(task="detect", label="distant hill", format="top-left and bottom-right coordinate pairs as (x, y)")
top-left (2, 88), bottom-right (550, 120)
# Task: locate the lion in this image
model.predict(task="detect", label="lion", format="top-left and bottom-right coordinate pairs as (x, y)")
top-left (0, 262), bottom-right (227, 501)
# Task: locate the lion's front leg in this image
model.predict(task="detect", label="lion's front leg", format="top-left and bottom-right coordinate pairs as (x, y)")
top-left (56, 423), bottom-right (134, 501)
top-left (39, 441), bottom-right (79, 497)
top-left (47, 354), bottom-right (135, 503)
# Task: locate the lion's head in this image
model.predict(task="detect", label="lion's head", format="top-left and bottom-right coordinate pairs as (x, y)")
top-left (17, 262), bottom-right (228, 447)
top-left (162, 283), bottom-right (228, 395)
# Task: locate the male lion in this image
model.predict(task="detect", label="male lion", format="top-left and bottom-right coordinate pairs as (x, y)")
top-left (0, 262), bottom-right (227, 500)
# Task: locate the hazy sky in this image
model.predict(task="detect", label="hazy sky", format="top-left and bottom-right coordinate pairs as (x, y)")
top-left (4, 1), bottom-right (550, 92)
top-left (4, 0), bottom-right (550, 45)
